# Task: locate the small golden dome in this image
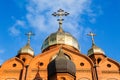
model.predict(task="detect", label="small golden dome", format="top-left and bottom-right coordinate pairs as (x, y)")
top-left (18, 44), bottom-right (34, 56)
top-left (88, 44), bottom-right (105, 56)
top-left (18, 31), bottom-right (34, 56)
top-left (87, 32), bottom-right (105, 56)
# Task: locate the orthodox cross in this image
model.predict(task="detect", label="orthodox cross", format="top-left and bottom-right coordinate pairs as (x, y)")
top-left (52, 9), bottom-right (69, 31)
top-left (87, 32), bottom-right (96, 45)
top-left (25, 31), bottom-right (35, 45)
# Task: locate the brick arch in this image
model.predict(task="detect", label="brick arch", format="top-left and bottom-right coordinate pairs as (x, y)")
top-left (62, 47), bottom-right (94, 80)
top-left (60, 77), bottom-right (66, 80)
top-left (26, 53), bottom-right (49, 80)
top-left (27, 46), bottom-right (94, 80)
top-left (49, 52), bottom-right (72, 62)
top-left (107, 58), bottom-right (120, 69)
top-left (78, 53), bottom-right (94, 67)
top-left (99, 57), bottom-right (120, 70)
top-left (98, 57), bottom-right (120, 79)
top-left (0, 57), bottom-right (24, 80)
top-left (46, 47), bottom-right (75, 62)
top-left (28, 52), bottom-right (50, 69)
top-left (1, 57), bottom-right (24, 68)
top-left (62, 46), bottom-right (94, 67)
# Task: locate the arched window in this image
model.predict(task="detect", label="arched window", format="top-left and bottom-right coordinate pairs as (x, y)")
top-left (22, 58), bottom-right (26, 62)
top-left (12, 63), bottom-right (17, 67)
top-left (64, 54), bottom-right (71, 60)
top-left (51, 53), bottom-right (71, 61)
top-left (60, 77), bottom-right (66, 80)
top-left (107, 64), bottom-right (111, 68)
top-left (80, 62), bottom-right (84, 67)
top-left (97, 58), bottom-right (101, 64)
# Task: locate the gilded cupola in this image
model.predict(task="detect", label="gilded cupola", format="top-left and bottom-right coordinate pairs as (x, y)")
top-left (41, 9), bottom-right (80, 52)
top-left (87, 32), bottom-right (105, 56)
top-left (88, 44), bottom-right (105, 56)
top-left (18, 31), bottom-right (34, 56)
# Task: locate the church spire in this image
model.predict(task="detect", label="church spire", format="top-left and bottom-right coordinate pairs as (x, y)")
top-left (52, 9), bottom-right (69, 32)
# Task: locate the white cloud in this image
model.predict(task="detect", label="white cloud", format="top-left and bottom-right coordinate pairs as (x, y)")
top-left (9, 0), bottom-right (103, 39)
top-left (9, 26), bottom-right (20, 36)
top-left (25, 0), bottom-right (96, 37)
top-left (16, 20), bottom-right (26, 27)
top-left (9, 20), bottom-right (26, 36)
top-left (8, 0), bottom-right (103, 53)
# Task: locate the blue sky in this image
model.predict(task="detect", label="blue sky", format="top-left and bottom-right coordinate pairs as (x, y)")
top-left (0, 0), bottom-right (120, 64)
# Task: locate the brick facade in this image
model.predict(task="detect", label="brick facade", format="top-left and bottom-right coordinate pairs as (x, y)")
top-left (0, 44), bottom-right (120, 80)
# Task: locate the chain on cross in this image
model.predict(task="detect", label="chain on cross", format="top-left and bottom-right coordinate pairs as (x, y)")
top-left (52, 9), bottom-right (69, 28)
top-left (25, 31), bottom-right (35, 45)
top-left (87, 32), bottom-right (96, 45)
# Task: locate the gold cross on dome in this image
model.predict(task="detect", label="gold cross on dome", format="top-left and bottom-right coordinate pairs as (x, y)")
top-left (52, 9), bottom-right (69, 29)
top-left (87, 32), bottom-right (96, 45)
top-left (25, 31), bottom-right (35, 45)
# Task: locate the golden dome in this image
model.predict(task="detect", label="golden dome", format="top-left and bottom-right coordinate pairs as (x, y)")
top-left (87, 32), bottom-right (105, 56)
top-left (41, 27), bottom-right (80, 52)
top-left (88, 44), bottom-right (105, 56)
top-left (18, 31), bottom-right (34, 56)
top-left (41, 9), bottom-right (80, 52)
top-left (18, 44), bottom-right (34, 56)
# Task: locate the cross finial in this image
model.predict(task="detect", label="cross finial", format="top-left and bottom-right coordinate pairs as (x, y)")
top-left (25, 31), bottom-right (35, 45)
top-left (87, 32), bottom-right (96, 45)
top-left (52, 9), bottom-right (69, 32)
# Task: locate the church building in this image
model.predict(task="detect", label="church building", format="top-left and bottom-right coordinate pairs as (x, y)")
top-left (0, 9), bottom-right (120, 80)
